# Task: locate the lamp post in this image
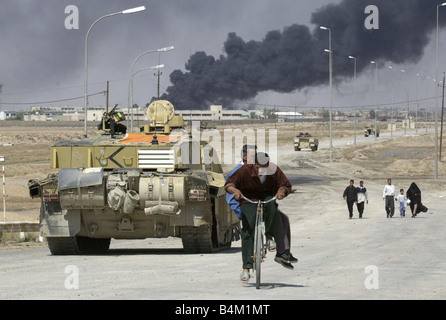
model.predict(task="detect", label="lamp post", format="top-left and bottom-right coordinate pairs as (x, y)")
top-left (348, 56), bottom-right (357, 144)
top-left (84, 6), bottom-right (146, 137)
top-left (320, 26), bottom-right (333, 162)
top-left (371, 61), bottom-right (378, 140)
top-left (435, 3), bottom-right (446, 179)
top-left (0, 155), bottom-right (5, 222)
top-left (388, 66), bottom-right (395, 138)
top-left (416, 73), bottom-right (420, 135)
top-left (0, 83), bottom-right (3, 113)
top-left (401, 69), bottom-right (408, 135)
top-left (129, 46), bottom-right (174, 132)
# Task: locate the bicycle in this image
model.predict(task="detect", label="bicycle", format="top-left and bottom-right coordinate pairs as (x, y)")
top-left (241, 195), bottom-right (277, 289)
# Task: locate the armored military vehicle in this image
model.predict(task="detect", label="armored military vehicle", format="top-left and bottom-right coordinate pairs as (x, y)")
top-left (28, 100), bottom-right (240, 255)
top-left (364, 126), bottom-right (379, 137)
top-left (294, 132), bottom-right (318, 151)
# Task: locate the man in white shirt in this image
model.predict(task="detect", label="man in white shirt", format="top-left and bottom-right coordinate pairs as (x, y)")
top-left (382, 178), bottom-right (396, 218)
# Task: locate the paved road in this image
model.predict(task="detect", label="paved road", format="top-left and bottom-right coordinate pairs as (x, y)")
top-left (1, 190), bottom-right (444, 300)
top-left (1, 127), bottom-right (445, 302)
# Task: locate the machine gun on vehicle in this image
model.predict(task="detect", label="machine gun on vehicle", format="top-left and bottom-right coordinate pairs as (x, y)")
top-left (97, 104), bottom-right (127, 137)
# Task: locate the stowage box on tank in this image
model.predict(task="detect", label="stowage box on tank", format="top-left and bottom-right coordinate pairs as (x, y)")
top-left (28, 100), bottom-right (240, 255)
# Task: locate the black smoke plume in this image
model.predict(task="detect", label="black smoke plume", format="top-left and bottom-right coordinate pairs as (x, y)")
top-left (160, 0), bottom-right (446, 109)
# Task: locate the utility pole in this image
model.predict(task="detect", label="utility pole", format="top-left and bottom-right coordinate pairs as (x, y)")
top-left (106, 81), bottom-right (109, 114)
top-left (405, 93), bottom-right (409, 135)
top-left (0, 83), bottom-right (3, 112)
top-left (440, 73), bottom-right (445, 161)
top-left (0, 156), bottom-right (5, 222)
top-left (274, 105), bottom-right (276, 129)
top-left (154, 69), bottom-right (163, 100)
top-left (294, 106), bottom-right (297, 131)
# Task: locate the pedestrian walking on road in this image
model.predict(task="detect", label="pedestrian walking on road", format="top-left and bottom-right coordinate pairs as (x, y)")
top-left (356, 180), bottom-right (368, 218)
top-left (396, 189), bottom-right (407, 217)
top-left (383, 178), bottom-right (396, 218)
top-left (406, 182), bottom-right (428, 218)
top-left (343, 179), bottom-right (358, 219)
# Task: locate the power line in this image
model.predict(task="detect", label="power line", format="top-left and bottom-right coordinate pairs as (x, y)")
top-left (233, 95), bottom-right (436, 110)
top-left (1, 91), bottom-right (106, 106)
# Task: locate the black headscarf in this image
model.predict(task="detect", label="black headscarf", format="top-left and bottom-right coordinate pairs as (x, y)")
top-left (406, 182), bottom-right (421, 200)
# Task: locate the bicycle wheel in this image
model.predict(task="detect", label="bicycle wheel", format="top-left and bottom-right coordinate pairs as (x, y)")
top-left (255, 217), bottom-right (263, 289)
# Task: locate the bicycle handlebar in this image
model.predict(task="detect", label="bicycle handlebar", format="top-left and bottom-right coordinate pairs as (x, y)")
top-left (241, 196), bottom-right (277, 204)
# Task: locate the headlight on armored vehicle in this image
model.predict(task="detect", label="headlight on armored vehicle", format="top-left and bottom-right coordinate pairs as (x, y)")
top-left (43, 189), bottom-right (59, 202)
top-left (188, 188), bottom-right (207, 201)
top-left (185, 175), bottom-right (208, 201)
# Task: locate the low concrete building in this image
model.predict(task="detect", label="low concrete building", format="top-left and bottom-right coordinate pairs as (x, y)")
top-left (275, 111), bottom-right (303, 120)
top-left (21, 104), bottom-right (248, 122)
top-left (175, 105), bottom-right (244, 121)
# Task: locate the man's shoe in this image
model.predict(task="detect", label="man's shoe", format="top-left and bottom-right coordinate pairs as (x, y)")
top-left (274, 253), bottom-right (294, 270)
top-left (288, 253), bottom-right (298, 263)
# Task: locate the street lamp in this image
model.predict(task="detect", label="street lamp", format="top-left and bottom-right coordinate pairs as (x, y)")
top-left (401, 69), bottom-right (409, 135)
top-left (320, 26), bottom-right (333, 162)
top-left (0, 83), bottom-right (3, 113)
top-left (371, 61), bottom-right (378, 140)
top-left (348, 55), bottom-right (357, 144)
top-left (128, 46), bottom-right (174, 132)
top-left (0, 155), bottom-right (5, 222)
top-left (416, 73), bottom-right (420, 135)
top-left (388, 66), bottom-right (394, 138)
top-left (84, 6), bottom-right (146, 137)
top-left (435, 3), bottom-right (446, 179)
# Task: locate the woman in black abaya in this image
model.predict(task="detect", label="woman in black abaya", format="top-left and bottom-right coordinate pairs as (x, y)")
top-left (406, 182), bottom-right (428, 218)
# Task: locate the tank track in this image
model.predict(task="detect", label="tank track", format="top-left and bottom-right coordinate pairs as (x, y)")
top-left (181, 225), bottom-right (232, 254)
top-left (47, 236), bottom-right (111, 255)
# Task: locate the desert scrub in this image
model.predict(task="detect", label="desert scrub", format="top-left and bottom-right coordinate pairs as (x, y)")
top-left (0, 231), bottom-right (40, 245)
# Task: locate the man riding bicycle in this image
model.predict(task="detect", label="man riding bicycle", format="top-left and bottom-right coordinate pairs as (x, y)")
top-left (226, 145), bottom-right (278, 250)
top-left (225, 152), bottom-right (297, 282)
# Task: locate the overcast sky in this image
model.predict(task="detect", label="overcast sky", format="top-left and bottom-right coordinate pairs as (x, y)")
top-left (1, 0), bottom-right (446, 113)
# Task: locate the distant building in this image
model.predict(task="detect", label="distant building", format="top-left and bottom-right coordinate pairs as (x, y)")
top-left (17, 104), bottom-right (251, 122)
top-left (175, 105), bottom-right (245, 121)
top-left (0, 110), bottom-right (18, 119)
top-left (24, 105), bottom-right (126, 121)
top-left (275, 111), bottom-right (303, 120)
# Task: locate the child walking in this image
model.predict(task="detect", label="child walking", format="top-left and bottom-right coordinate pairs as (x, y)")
top-left (396, 188), bottom-right (407, 217)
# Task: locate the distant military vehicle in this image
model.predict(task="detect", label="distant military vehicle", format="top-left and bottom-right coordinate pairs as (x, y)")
top-left (29, 100), bottom-right (240, 255)
top-left (200, 121), bottom-right (217, 130)
top-left (364, 126), bottom-right (379, 137)
top-left (294, 132), bottom-right (318, 151)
